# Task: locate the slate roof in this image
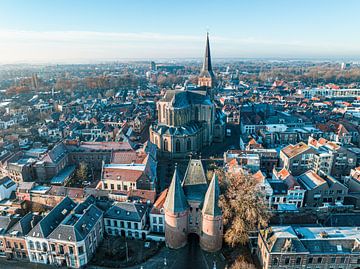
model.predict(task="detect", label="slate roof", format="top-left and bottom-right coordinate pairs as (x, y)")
top-left (0, 176), bottom-right (16, 189)
top-left (269, 181), bottom-right (288, 195)
top-left (0, 215), bottom-right (21, 235)
top-left (6, 212), bottom-right (42, 236)
top-left (104, 202), bottom-right (148, 222)
top-left (153, 121), bottom-right (203, 136)
top-left (163, 167), bottom-right (188, 213)
top-left (262, 226), bottom-right (308, 253)
top-left (28, 196), bottom-right (77, 238)
top-left (162, 89), bottom-right (212, 108)
top-left (201, 174), bottom-right (221, 216)
top-left (183, 159), bottom-right (208, 202)
top-left (48, 203), bottom-right (102, 242)
top-left (199, 33), bottom-right (215, 79)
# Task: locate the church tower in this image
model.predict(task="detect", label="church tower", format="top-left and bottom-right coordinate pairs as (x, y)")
top-left (200, 173), bottom-right (223, 252)
top-left (198, 32), bottom-right (216, 89)
top-left (163, 166), bottom-right (189, 249)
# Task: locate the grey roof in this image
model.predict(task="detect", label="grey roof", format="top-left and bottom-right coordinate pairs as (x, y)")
top-left (153, 121), bottom-right (203, 137)
top-left (269, 181), bottom-right (288, 195)
top-left (199, 33), bottom-right (215, 79)
top-left (183, 159), bottom-right (208, 202)
top-left (163, 90), bottom-right (212, 108)
top-left (48, 204), bottom-right (102, 242)
top-left (202, 174), bottom-right (221, 217)
top-left (74, 195), bottom-right (97, 214)
top-left (7, 212), bottom-right (42, 236)
top-left (104, 202), bottom-right (148, 222)
top-left (28, 196), bottom-right (76, 238)
top-left (0, 176), bottom-right (16, 189)
top-left (301, 239), bottom-right (356, 254)
top-left (163, 167), bottom-right (188, 213)
top-left (0, 215), bottom-right (21, 235)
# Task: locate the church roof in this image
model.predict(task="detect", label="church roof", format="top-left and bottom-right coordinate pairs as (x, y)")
top-left (202, 174), bottom-right (221, 217)
top-left (183, 159), bottom-right (208, 201)
top-left (162, 89), bottom-right (212, 108)
top-left (153, 121), bottom-right (203, 137)
top-left (163, 166), bottom-right (188, 213)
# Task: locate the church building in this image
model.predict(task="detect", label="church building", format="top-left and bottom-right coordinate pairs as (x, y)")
top-left (149, 34), bottom-right (225, 158)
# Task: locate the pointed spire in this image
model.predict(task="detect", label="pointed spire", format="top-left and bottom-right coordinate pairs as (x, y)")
top-left (202, 32), bottom-right (213, 72)
top-left (199, 32), bottom-right (215, 87)
top-left (164, 165), bottom-right (188, 213)
top-left (202, 173), bottom-right (221, 216)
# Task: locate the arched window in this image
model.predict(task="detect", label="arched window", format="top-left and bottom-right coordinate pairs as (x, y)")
top-left (273, 258), bottom-right (278, 265)
top-left (158, 104), bottom-right (161, 121)
top-left (35, 242), bottom-right (41, 250)
top-left (163, 105), bottom-right (166, 121)
top-left (42, 242), bottom-right (47, 251)
top-left (175, 140), bottom-right (180, 152)
top-left (187, 139), bottom-right (191, 151)
top-left (163, 139), bottom-right (168, 151)
top-left (29, 241), bottom-right (34, 250)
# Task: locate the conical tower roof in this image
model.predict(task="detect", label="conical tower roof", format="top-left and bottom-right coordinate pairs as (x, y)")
top-left (199, 32), bottom-right (215, 78)
top-left (163, 166), bottom-right (188, 213)
top-left (202, 173), bottom-right (221, 216)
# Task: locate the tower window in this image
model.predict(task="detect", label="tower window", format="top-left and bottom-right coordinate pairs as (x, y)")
top-left (176, 140), bottom-right (180, 152)
top-left (163, 139), bottom-right (168, 151)
top-left (187, 139), bottom-right (191, 151)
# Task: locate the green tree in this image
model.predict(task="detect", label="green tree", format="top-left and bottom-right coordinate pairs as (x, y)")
top-left (219, 170), bottom-right (271, 247)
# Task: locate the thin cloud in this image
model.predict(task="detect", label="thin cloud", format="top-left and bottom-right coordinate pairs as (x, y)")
top-left (0, 30), bottom-right (359, 63)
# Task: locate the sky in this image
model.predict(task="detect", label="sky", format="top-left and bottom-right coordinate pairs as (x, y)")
top-left (0, 0), bottom-right (360, 63)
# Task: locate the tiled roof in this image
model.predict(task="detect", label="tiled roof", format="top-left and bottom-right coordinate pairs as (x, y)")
top-left (151, 189), bottom-right (168, 214)
top-left (103, 167), bottom-right (144, 183)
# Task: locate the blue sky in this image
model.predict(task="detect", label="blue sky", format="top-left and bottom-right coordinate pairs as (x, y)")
top-left (0, 0), bottom-right (359, 63)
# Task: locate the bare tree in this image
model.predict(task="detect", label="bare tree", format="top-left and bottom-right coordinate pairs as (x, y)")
top-left (219, 170), bottom-right (271, 247)
top-left (230, 257), bottom-right (256, 269)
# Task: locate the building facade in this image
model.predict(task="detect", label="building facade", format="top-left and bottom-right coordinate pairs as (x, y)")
top-left (163, 159), bottom-right (223, 252)
top-left (149, 34), bottom-right (225, 158)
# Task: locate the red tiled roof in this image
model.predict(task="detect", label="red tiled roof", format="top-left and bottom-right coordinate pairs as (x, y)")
top-left (103, 168), bottom-right (144, 182)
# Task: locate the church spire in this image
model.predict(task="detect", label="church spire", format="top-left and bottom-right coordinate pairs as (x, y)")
top-left (164, 166), bottom-right (188, 213)
top-left (198, 32), bottom-right (215, 88)
top-left (202, 173), bottom-right (221, 216)
top-left (202, 32), bottom-right (213, 73)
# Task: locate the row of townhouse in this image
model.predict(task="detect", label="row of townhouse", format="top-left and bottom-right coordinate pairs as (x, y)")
top-left (0, 196), bottom-right (103, 268)
top-left (280, 137), bottom-right (357, 178)
top-left (253, 166), bottom-right (349, 211)
top-left (257, 225), bottom-right (360, 269)
top-left (0, 114), bottom-right (28, 130)
top-left (0, 140), bottom-right (149, 183)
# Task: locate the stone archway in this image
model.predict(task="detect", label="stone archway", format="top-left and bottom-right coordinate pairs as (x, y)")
top-left (187, 233), bottom-right (200, 245)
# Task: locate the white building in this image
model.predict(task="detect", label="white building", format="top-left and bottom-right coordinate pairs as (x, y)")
top-left (0, 177), bottom-right (17, 201)
top-left (104, 202), bottom-right (150, 240)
